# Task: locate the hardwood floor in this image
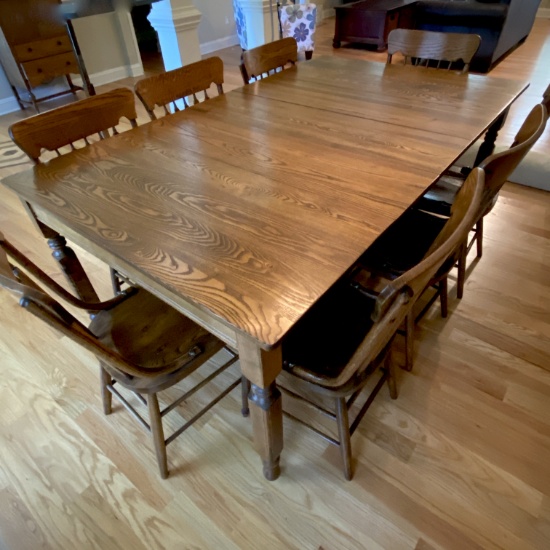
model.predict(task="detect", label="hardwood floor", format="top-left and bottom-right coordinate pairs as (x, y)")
top-left (0, 17), bottom-right (549, 550)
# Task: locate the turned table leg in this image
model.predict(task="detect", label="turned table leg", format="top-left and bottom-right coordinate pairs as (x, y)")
top-left (473, 108), bottom-right (509, 167)
top-left (237, 334), bottom-right (283, 481)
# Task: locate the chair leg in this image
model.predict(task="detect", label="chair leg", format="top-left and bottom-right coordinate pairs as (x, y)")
top-left (241, 376), bottom-right (250, 417)
top-left (99, 365), bottom-right (112, 415)
top-left (403, 313), bottom-right (414, 372)
top-left (476, 218), bottom-right (483, 258)
top-left (385, 351), bottom-right (398, 400)
top-left (335, 397), bottom-right (352, 480)
top-left (457, 244), bottom-right (466, 300)
top-left (147, 393), bottom-right (169, 479)
top-left (305, 51), bottom-right (313, 60)
top-left (439, 277), bottom-right (448, 318)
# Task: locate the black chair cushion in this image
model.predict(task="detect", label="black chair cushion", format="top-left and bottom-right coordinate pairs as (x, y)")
top-left (282, 283), bottom-right (376, 381)
top-left (415, 173), bottom-right (463, 217)
top-left (357, 208), bottom-right (448, 275)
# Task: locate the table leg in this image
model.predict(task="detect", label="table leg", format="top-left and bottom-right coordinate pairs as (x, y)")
top-left (473, 108), bottom-right (509, 167)
top-left (236, 334), bottom-right (283, 481)
top-left (20, 201), bottom-right (99, 303)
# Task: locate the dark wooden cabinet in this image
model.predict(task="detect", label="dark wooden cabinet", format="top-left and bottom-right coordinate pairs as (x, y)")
top-left (0, 0), bottom-right (91, 111)
top-left (333, 0), bottom-right (416, 50)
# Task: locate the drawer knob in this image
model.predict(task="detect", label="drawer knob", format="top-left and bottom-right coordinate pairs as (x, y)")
top-left (27, 47), bottom-right (33, 52)
top-left (66, 61), bottom-right (71, 66)
top-left (57, 41), bottom-right (62, 46)
top-left (37, 68), bottom-right (42, 73)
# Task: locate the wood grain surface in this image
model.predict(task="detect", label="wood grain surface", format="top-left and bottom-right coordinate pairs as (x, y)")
top-left (1, 57), bottom-right (527, 351)
top-left (0, 15), bottom-right (548, 549)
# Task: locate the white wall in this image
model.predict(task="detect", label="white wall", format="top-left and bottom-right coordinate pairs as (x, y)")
top-left (195, 0), bottom-right (239, 54)
top-left (0, 0), bottom-right (242, 112)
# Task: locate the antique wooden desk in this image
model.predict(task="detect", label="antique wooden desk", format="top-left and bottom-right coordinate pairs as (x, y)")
top-left (2, 58), bottom-right (527, 480)
top-left (333, 0), bottom-right (416, 50)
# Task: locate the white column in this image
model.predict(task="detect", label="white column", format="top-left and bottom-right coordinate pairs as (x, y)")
top-left (148, 0), bottom-right (202, 71)
top-left (240, 0), bottom-right (277, 48)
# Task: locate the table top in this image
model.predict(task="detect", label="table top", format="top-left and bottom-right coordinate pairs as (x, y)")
top-left (2, 57), bottom-right (527, 350)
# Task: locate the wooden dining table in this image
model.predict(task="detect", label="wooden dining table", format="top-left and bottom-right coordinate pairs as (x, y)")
top-left (2, 57), bottom-right (527, 480)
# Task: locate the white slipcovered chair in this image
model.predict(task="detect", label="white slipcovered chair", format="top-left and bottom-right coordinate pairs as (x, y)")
top-left (277, 1), bottom-right (317, 59)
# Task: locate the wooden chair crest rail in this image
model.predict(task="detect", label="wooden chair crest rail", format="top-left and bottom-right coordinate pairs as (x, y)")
top-left (135, 56), bottom-right (225, 121)
top-left (240, 37), bottom-right (298, 84)
top-left (386, 28), bottom-right (481, 72)
top-left (8, 88), bottom-right (138, 297)
top-left (266, 168), bottom-right (485, 480)
top-left (0, 230), bottom-right (246, 479)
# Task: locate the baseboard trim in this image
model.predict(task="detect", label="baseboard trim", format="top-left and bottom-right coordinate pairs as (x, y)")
top-left (537, 8), bottom-right (550, 18)
top-left (0, 95), bottom-right (20, 116)
top-left (322, 8), bottom-right (335, 20)
top-left (0, 63), bottom-right (142, 115)
top-left (200, 35), bottom-right (240, 55)
top-left (72, 63), bottom-right (143, 88)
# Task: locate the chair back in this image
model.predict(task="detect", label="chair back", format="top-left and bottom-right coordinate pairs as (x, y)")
top-left (481, 103), bottom-right (547, 208)
top-left (240, 37), bottom-right (298, 84)
top-left (387, 29), bottom-right (481, 72)
top-left (329, 168), bottom-right (485, 388)
top-left (277, 2), bottom-right (317, 54)
top-left (9, 88), bottom-right (138, 163)
top-left (135, 57), bottom-right (225, 120)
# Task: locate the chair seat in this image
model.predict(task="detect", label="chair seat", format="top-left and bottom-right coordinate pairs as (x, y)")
top-left (416, 174), bottom-right (463, 217)
top-left (91, 289), bottom-right (224, 389)
top-left (282, 283), bottom-right (375, 386)
top-left (357, 208), bottom-right (448, 276)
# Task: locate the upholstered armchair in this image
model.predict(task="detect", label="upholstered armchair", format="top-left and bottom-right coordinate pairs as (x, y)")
top-left (277, 1), bottom-right (317, 59)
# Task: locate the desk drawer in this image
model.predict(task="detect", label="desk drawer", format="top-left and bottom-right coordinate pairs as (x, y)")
top-left (14, 35), bottom-right (73, 62)
top-left (21, 51), bottom-right (78, 87)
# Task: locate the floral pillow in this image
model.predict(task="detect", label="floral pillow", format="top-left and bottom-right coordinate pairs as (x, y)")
top-left (279, 3), bottom-right (317, 53)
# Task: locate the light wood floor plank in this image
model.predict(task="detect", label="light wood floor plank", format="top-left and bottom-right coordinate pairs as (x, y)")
top-left (0, 15), bottom-right (549, 550)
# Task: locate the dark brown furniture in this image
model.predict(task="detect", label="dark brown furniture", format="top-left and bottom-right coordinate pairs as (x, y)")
top-left (1, 58), bottom-right (527, 481)
top-left (333, 0), bottom-right (416, 50)
top-left (277, 166), bottom-right (484, 479)
top-left (0, 0), bottom-right (95, 112)
top-left (135, 56), bottom-right (225, 120)
top-left (0, 231), bottom-right (244, 479)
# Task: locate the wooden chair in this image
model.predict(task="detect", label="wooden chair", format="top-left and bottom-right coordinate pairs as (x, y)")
top-left (8, 88), bottom-right (138, 296)
top-left (354, 105), bottom-right (547, 373)
top-left (417, 103), bottom-right (548, 290)
top-left (0, 231), bottom-right (246, 479)
top-left (240, 37), bottom-right (298, 84)
top-left (387, 29), bottom-right (481, 72)
top-left (135, 57), bottom-right (225, 120)
top-left (277, 1), bottom-right (317, 60)
top-left (272, 168), bottom-right (485, 479)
